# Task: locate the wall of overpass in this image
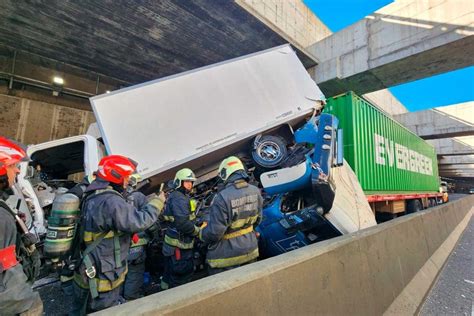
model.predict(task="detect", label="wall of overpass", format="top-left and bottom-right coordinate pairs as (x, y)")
top-left (308, 0), bottom-right (474, 96)
top-left (236, 0), bottom-right (332, 48)
top-left (95, 196), bottom-right (474, 316)
top-left (0, 92), bottom-right (94, 145)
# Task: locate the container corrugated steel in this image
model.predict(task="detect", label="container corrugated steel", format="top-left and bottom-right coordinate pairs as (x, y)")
top-left (324, 92), bottom-right (439, 194)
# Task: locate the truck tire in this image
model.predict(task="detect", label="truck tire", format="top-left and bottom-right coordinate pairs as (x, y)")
top-left (406, 199), bottom-right (422, 214)
top-left (375, 212), bottom-right (397, 223)
top-left (251, 135), bottom-right (287, 169)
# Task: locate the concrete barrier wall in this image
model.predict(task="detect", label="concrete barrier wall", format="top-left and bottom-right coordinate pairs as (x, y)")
top-left (97, 196), bottom-right (474, 316)
top-left (0, 93), bottom-right (95, 144)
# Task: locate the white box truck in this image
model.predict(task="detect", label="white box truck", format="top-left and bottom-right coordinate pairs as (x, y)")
top-left (11, 45), bottom-right (375, 259)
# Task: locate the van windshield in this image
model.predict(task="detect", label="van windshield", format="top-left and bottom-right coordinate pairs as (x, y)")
top-left (30, 141), bottom-right (85, 180)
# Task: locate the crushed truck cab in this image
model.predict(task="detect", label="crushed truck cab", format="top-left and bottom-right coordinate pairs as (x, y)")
top-left (256, 113), bottom-right (375, 256)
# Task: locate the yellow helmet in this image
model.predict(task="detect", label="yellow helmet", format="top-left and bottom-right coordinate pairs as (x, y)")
top-left (173, 168), bottom-right (196, 188)
top-left (218, 156), bottom-right (245, 182)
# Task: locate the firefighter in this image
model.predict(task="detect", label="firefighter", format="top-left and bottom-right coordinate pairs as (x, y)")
top-left (0, 137), bottom-right (43, 315)
top-left (199, 156), bottom-right (262, 275)
top-left (122, 174), bottom-right (152, 300)
top-left (160, 168), bottom-right (200, 289)
top-left (70, 155), bottom-right (165, 315)
top-left (59, 174), bottom-right (96, 297)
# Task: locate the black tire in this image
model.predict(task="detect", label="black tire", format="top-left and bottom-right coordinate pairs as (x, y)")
top-left (375, 212), bottom-right (397, 223)
top-left (429, 198), bottom-right (438, 208)
top-left (251, 135), bottom-right (288, 169)
top-left (406, 199), bottom-right (422, 214)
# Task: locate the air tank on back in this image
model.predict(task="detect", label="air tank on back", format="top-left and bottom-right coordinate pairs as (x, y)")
top-left (43, 193), bottom-right (80, 262)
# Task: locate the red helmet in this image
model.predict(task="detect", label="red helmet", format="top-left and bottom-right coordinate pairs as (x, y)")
top-left (0, 137), bottom-right (27, 176)
top-left (97, 155), bottom-right (138, 184)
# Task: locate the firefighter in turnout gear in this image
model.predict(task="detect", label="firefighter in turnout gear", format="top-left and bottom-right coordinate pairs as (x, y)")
top-left (59, 174), bottom-right (96, 297)
top-left (70, 155), bottom-right (165, 315)
top-left (122, 174), bottom-right (151, 300)
top-left (199, 156), bottom-right (262, 275)
top-left (160, 168), bottom-right (200, 289)
top-left (0, 137), bottom-right (43, 315)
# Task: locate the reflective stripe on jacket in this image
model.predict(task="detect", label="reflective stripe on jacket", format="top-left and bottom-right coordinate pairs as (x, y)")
top-left (200, 174), bottom-right (262, 268)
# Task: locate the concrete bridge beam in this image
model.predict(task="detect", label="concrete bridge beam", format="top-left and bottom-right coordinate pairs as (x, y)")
top-left (308, 0), bottom-right (474, 96)
top-left (439, 155), bottom-right (474, 165)
top-left (394, 102), bottom-right (474, 140)
top-left (427, 136), bottom-right (474, 156)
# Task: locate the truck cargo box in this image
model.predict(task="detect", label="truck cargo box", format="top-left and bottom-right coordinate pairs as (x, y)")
top-left (324, 92), bottom-right (440, 194)
top-left (90, 44), bottom-right (324, 182)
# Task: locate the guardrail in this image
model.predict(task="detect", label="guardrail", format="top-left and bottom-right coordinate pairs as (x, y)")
top-left (96, 196), bottom-right (474, 316)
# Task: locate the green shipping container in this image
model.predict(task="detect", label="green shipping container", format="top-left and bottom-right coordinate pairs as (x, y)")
top-left (324, 92), bottom-right (440, 195)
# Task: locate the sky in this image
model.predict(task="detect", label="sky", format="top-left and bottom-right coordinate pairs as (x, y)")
top-left (304, 0), bottom-right (474, 112)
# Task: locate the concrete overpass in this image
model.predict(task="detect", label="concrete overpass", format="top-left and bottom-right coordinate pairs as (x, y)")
top-left (394, 102), bottom-right (474, 180)
top-left (394, 102), bottom-right (474, 140)
top-left (439, 155), bottom-right (474, 165)
top-left (427, 136), bottom-right (474, 180)
top-left (308, 0), bottom-right (474, 96)
top-left (427, 137), bottom-right (474, 156)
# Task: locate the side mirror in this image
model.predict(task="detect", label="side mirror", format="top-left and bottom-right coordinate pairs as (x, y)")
top-left (25, 165), bottom-right (35, 179)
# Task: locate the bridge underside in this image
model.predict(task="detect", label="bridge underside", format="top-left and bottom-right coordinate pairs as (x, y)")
top-left (0, 1), bottom-right (316, 97)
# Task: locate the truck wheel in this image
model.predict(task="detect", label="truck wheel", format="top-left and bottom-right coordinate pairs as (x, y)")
top-left (406, 199), bottom-right (422, 214)
top-left (251, 135), bottom-right (287, 169)
top-left (375, 212), bottom-right (396, 223)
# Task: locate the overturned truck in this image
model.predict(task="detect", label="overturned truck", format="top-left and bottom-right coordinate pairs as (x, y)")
top-left (11, 45), bottom-right (376, 265)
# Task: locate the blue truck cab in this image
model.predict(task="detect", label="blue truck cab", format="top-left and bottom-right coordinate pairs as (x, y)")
top-left (255, 113), bottom-right (345, 257)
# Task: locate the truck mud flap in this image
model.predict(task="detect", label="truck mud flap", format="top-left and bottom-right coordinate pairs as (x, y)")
top-left (311, 178), bottom-right (335, 213)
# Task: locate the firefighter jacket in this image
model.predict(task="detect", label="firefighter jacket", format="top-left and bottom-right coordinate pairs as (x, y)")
top-left (0, 190), bottom-right (42, 315)
top-left (73, 179), bottom-right (159, 295)
top-left (199, 172), bottom-right (263, 268)
top-left (125, 191), bottom-right (149, 263)
top-left (162, 188), bottom-right (199, 254)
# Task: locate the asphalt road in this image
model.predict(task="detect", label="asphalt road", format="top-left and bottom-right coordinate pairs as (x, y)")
top-left (36, 277), bottom-right (73, 316)
top-left (420, 214), bottom-right (473, 316)
top-left (36, 272), bottom-right (163, 315)
top-left (447, 193), bottom-right (470, 202)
